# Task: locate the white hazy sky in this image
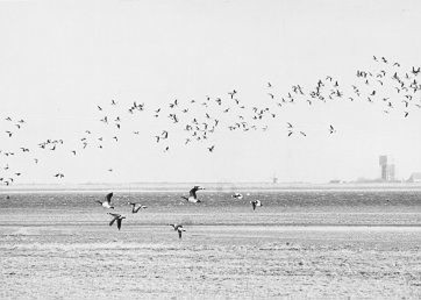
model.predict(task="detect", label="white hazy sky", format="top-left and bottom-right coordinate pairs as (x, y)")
top-left (0, 0), bottom-right (421, 184)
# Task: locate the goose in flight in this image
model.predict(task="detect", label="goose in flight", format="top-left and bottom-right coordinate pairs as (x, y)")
top-left (250, 200), bottom-right (262, 210)
top-left (181, 186), bottom-right (204, 203)
top-left (108, 213), bottom-right (125, 230)
top-left (96, 192), bottom-right (115, 209)
top-left (170, 224), bottom-right (186, 239)
top-left (128, 202), bottom-right (147, 213)
top-left (232, 193), bottom-right (244, 200)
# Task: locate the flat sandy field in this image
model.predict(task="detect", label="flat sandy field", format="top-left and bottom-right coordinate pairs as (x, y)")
top-left (1, 191), bottom-right (421, 299)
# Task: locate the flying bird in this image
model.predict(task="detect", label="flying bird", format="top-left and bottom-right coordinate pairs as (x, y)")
top-left (181, 186), bottom-right (204, 203)
top-left (96, 192), bottom-right (115, 209)
top-left (128, 202), bottom-right (147, 213)
top-left (232, 193), bottom-right (244, 200)
top-left (170, 224), bottom-right (186, 239)
top-left (250, 200), bottom-right (262, 210)
top-left (228, 90), bottom-right (237, 99)
top-left (108, 213), bottom-right (125, 230)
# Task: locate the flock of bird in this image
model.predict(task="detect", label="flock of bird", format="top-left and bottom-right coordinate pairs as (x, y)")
top-left (0, 56), bottom-right (420, 186)
top-left (98, 186), bottom-right (262, 238)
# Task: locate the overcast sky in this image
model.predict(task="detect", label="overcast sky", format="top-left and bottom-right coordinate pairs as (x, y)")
top-left (0, 0), bottom-right (420, 184)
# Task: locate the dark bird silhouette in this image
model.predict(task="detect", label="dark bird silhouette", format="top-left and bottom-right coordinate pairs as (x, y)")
top-left (250, 200), bottom-right (262, 210)
top-left (169, 99), bottom-right (178, 108)
top-left (170, 224), bottom-right (186, 239)
top-left (161, 130), bottom-right (169, 139)
top-left (232, 193), bottom-right (244, 200)
top-left (181, 186), bottom-right (204, 203)
top-left (108, 213), bottom-right (125, 230)
top-left (228, 90), bottom-right (237, 99)
top-left (128, 202), bottom-right (147, 213)
top-left (96, 192), bottom-right (115, 209)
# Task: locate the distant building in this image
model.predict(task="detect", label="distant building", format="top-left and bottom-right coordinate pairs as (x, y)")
top-left (408, 173), bottom-right (421, 183)
top-left (379, 155), bottom-right (395, 181)
top-left (272, 175), bottom-right (278, 184)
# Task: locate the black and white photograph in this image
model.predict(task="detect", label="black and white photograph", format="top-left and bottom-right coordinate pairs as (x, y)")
top-left (1, 0), bottom-right (421, 299)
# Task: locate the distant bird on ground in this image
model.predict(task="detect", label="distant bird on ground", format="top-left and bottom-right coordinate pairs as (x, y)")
top-left (232, 193), bottom-right (244, 200)
top-left (250, 200), bottom-right (262, 210)
top-left (181, 186), bottom-right (204, 203)
top-left (108, 213), bottom-right (125, 230)
top-left (128, 202), bottom-right (147, 213)
top-left (96, 192), bottom-right (115, 209)
top-left (170, 223), bottom-right (186, 239)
